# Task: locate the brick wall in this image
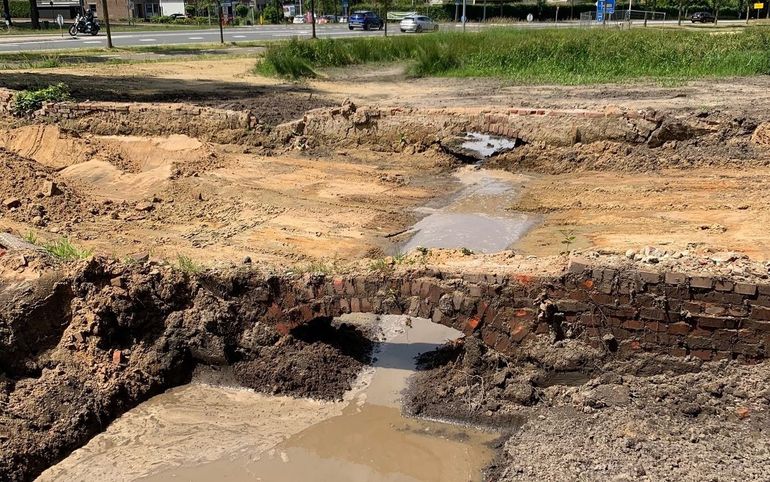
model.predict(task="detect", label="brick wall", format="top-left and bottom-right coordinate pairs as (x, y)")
top-left (252, 262), bottom-right (770, 362)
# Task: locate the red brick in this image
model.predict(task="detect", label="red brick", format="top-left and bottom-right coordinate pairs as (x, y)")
top-left (668, 322), bottom-right (692, 336)
top-left (743, 319), bottom-right (770, 333)
top-left (645, 321), bottom-right (667, 333)
top-left (691, 349), bottom-right (713, 361)
top-left (751, 306), bottom-right (770, 321)
top-left (696, 315), bottom-right (738, 330)
top-left (665, 272), bottom-right (687, 285)
top-left (734, 283), bottom-right (758, 296)
top-left (669, 347), bottom-right (688, 357)
top-left (686, 336), bottom-right (713, 350)
top-left (509, 322), bottom-right (531, 343)
top-left (622, 319), bottom-right (644, 331)
top-left (690, 276), bottom-right (714, 289)
top-left (714, 280), bottom-right (734, 292)
top-left (640, 307), bottom-right (666, 321)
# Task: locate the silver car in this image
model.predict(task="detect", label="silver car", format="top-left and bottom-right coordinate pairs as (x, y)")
top-left (399, 15), bottom-right (438, 33)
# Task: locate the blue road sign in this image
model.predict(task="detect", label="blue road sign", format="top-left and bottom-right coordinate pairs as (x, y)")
top-left (606, 0), bottom-right (615, 14)
top-left (596, 0), bottom-right (605, 22)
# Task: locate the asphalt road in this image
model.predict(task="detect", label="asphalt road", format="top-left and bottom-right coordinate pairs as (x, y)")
top-left (0, 19), bottom-right (749, 53)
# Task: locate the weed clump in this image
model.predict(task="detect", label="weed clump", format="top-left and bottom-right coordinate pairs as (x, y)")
top-left (43, 238), bottom-right (92, 261)
top-left (11, 83), bottom-right (70, 116)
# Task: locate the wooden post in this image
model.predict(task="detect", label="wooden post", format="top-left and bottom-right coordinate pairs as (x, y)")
top-left (101, 0), bottom-right (113, 48)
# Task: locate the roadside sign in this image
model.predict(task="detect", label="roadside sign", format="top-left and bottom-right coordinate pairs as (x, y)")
top-left (754, 2), bottom-right (764, 8)
top-left (596, 0), bottom-right (605, 22)
top-left (606, 0), bottom-right (615, 14)
top-left (55, 14), bottom-right (64, 27)
top-left (526, 13), bottom-right (533, 22)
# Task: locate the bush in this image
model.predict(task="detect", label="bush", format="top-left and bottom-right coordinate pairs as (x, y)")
top-left (262, 4), bottom-right (282, 24)
top-left (12, 83), bottom-right (70, 115)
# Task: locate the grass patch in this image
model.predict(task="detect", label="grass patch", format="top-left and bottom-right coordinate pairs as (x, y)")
top-left (44, 238), bottom-right (92, 261)
top-left (258, 27), bottom-right (770, 82)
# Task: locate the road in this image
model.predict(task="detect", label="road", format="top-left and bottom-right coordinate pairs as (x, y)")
top-left (0, 19), bottom-right (750, 53)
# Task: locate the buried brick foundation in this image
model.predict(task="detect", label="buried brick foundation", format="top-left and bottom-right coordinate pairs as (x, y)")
top-left (264, 261), bottom-right (770, 362)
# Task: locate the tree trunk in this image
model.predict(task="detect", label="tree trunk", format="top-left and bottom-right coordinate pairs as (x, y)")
top-left (28, 0), bottom-right (40, 28)
top-left (2, 0), bottom-right (11, 25)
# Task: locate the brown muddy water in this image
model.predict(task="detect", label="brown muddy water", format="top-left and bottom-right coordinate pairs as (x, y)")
top-left (37, 315), bottom-right (498, 482)
top-left (401, 167), bottom-right (538, 254)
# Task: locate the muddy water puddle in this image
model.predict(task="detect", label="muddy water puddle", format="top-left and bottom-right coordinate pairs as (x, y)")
top-left (39, 316), bottom-right (497, 482)
top-left (401, 166), bottom-right (538, 253)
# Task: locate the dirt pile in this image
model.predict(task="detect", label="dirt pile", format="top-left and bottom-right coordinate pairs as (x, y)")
top-left (407, 336), bottom-right (770, 481)
top-left (488, 110), bottom-right (767, 174)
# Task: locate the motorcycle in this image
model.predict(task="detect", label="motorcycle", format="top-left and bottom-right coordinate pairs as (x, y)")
top-left (68, 13), bottom-right (100, 36)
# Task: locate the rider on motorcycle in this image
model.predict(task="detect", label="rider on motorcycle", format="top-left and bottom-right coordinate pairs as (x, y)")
top-left (84, 8), bottom-right (95, 32)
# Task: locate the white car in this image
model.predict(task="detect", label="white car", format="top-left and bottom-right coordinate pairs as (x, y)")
top-left (399, 15), bottom-right (438, 33)
top-left (292, 15), bottom-right (306, 24)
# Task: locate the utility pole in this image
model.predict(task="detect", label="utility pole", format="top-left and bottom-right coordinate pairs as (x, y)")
top-left (100, 0), bottom-right (113, 48)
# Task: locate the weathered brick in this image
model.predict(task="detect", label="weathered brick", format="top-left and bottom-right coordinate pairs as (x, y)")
top-left (622, 319), bottom-right (644, 331)
top-left (665, 272), bottom-right (687, 285)
top-left (669, 347), bottom-right (688, 357)
top-left (645, 321), bottom-right (667, 333)
top-left (555, 299), bottom-right (589, 313)
top-left (691, 349), bottom-right (713, 361)
top-left (668, 322), bottom-right (692, 336)
top-left (638, 271), bottom-right (662, 284)
top-left (758, 284), bottom-right (770, 296)
top-left (714, 280), bottom-right (735, 292)
top-left (750, 306), bottom-right (770, 321)
top-left (704, 305), bottom-right (727, 316)
top-left (590, 292), bottom-right (615, 305)
top-left (568, 259), bottom-right (592, 274)
top-left (696, 315), bottom-right (739, 330)
top-left (743, 319), bottom-right (770, 333)
top-left (640, 307), bottom-right (666, 321)
top-left (734, 283), bottom-right (758, 296)
top-left (690, 276), bottom-right (714, 289)
top-left (686, 336), bottom-right (713, 350)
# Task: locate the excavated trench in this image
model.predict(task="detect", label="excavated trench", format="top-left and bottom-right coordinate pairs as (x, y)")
top-left (1, 95), bottom-right (770, 481)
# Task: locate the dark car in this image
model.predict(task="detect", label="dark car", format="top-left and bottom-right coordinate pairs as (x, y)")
top-left (691, 11), bottom-right (716, 23)
top-left (348, 11), bottom-right (383, 30)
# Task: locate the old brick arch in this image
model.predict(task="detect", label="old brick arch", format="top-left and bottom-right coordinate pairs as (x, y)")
top-left (261, 261), bottom-right (770, 362)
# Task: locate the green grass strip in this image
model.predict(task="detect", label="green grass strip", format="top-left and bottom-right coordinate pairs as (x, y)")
top-left (258, 27), bottom-right (770, 83)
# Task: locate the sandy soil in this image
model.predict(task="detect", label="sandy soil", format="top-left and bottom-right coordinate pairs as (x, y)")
top-left (512, 167), bottom-right (770, 258)
top-left (0, 124), bottom-right (455, 266)
top-left (1, 59), bottom-right (770, 265)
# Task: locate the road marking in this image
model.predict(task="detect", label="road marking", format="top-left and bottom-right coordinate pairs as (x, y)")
top-left (188, 36), bottom-right (204, 40)
top-left (138, 38), bottom-right (157, 42)
top-left (82, 40), bottom-right (102, 44)
top-left (232, 34), bottom-right (246, 38)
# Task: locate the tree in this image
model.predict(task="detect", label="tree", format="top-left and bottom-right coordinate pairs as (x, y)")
top-left (28, 0), bottom-right (39, 28)
top-left (263, 2), bottom-right (282, 23)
